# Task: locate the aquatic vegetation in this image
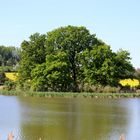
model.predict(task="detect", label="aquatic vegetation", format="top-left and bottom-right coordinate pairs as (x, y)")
top-left (119, 134), bottom-right (125, 140)
top-left (1, 90), bottom-right (140, 98)
top-left (6, 132), bottom-right (125, 140)
top-left (7, 132), bottom-right (14, 140)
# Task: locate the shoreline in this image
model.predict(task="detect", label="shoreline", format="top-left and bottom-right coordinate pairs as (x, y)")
top-left (0, 90), bottom-right (140, 98)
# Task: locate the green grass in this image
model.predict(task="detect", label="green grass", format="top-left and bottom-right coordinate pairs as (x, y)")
top-left (1, 90), bottom-right (140, 98)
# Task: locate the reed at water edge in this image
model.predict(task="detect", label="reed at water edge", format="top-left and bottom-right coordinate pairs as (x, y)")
top-left (6, 132), bottom-right (125, 140)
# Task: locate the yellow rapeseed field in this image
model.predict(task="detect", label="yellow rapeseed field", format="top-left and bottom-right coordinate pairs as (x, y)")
top-left (119, 79), bottom-right (139, 88)
top-left (5, 72), bottom-right (18, 81)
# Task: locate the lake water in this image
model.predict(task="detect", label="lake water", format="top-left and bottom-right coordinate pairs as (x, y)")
top-left (0, 95), bottom-right (140, 140)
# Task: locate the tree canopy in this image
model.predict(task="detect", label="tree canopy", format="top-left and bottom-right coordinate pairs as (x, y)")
top-left (18, 25), bottom-right (135, 92)
top-left (18, 33), bottom-right (46, 84)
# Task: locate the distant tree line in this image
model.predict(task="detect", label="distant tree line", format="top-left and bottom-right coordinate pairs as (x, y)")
top-left (17, 26), bottom-right (135, 92)
top-left (0, 46), bottom-right (20, 67)
top-left (0, 46), bottom-right (20, 85)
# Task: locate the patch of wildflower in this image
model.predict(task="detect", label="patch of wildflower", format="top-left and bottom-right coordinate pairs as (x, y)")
top-left (5, 72), bottom-right (18, 81)
top-left (119, 79), bottom-right (139, 88)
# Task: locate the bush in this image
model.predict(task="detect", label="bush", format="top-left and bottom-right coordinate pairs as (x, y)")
top-left (4, 80), bottom-right (16, 90)
top-left (0, 71), bottom-right (6, 85)
top-left (0, 66), bottom-right (13, 72)
top-left (102, 86), bottom-right (120, 93)
top-left (82, 84), bottom-right (120, 93)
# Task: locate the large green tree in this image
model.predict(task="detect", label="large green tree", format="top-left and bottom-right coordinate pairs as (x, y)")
top-left (18, 26), bottom-right (134, 92)
top-left (45, 25), bottom-right (102, 91)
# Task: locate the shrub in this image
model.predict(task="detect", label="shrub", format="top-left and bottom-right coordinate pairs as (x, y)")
top-left (82, 84), bottom-right (120, 93)
top-left (0, 71), bottom-right (6, 85)
top-left (4, 80), bottom-right (16, 90)
top-left (102, 86), bottom-right (120, 93)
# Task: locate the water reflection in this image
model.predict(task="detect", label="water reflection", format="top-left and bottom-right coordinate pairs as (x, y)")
top-left (126, 99), bottom-right (140, 140)
top-left (0, 96), bottom-right (20, 140)
top-left (0, 96), bottom-right (140, 140)
top-left (18, 97), bottom-right (129, 140)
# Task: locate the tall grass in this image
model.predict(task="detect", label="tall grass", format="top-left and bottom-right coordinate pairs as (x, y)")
top-left (6, 132), bottom-right (41, 140)
top-left (119, 134), bottom-right (125, 140)
top-left (1, 90), bottom-right (140, 98)
top-left (7, 132), bottom-right (14, 140)
top-left (6, 132), bottom-right (125, 140)
top-left (81, 84), bottom-right (121, 93)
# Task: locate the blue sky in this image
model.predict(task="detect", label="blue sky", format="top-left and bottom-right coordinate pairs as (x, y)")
top-left (0, 0), bottom-right (140, 68)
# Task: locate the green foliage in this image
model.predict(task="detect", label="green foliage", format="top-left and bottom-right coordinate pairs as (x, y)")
top-left (134, 68), bottom-right (140, 80)
top-left (18, 33), bottom-right (46, 83)
top-left (0, 46), bottom-right (20, 67)
top-left (81, 45), bottom-right (116, 85)
top-left (4, 80), bottom-right (16, 90)
top-left (31, 63), bottom-right (47, 91)
top-left (114, 49), bottom-right (134, 80)
top-left (0, 66), bottom-right (13, 72)
top-left (82, 84), bottom-right (120, 93)
top-left (44, 51), bottom-right (72, 91)
top-left (45, 25), bottom-right (102, 91)
top-left (0, 71), bottom-right (6, 85)
top-left (81, 46), bottom-right (134, 87)
top-left (17, 25), bottom-right (135, 92)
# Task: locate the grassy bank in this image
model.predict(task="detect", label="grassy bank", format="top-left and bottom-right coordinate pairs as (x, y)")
top-left (1, 90), bottom-right (140, 98)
